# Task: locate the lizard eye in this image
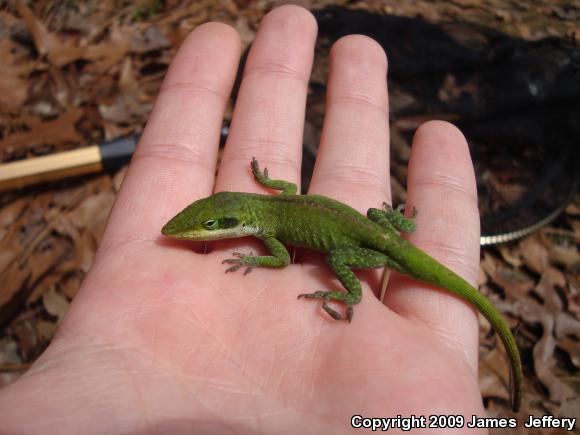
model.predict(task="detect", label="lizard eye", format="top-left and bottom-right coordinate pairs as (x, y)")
top-left (202, 219), bottom-right (219, 230)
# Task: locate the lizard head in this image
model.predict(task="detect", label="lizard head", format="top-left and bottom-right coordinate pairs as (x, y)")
top-left (161, 192), bottom-right (255, 240)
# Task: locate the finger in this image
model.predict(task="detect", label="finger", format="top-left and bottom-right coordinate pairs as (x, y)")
top-left (216, 5), bottom-right (317, 193)
top-left (384, 121), bottom-right (481, 370)
top-left (100, 23), bottom-right (241, 251)
top-left (308, 35), bottom-right (390, 213)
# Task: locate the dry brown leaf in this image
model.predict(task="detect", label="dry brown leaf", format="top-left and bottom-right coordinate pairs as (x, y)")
top-left (0, 199), bottom-right (28, 243)
top-left (68, 190), bottom-right (115, 242)
top-left (479, 347), bottom-right (510, 405)
top-left (159, 0), bottom-right (213, 47)
top-left (0, 0), bottom-right (577, 421)
top-left (11, 320), bottom-right (38, 361)
top-left (0, 40), bottom-right (30, 109)
top-left (554, 313), bottom-right (580, 340)
top-left (0, 22), bottom-right (37, 113)
top-left (438, 73), bottom-right (478, 102)
top-left (497, 244), bottom-right (523, 268)
top-left (15, 3), bottom-right (58, 57)
top-left (0, 199), bottom-right (27, 226)
top-left (501, 296), bottom-right (579, 415)
top-left (486, 170), bottom-right (527, 204)
top-left (119, 57), bottom-right (137, 93)
top-left (80, 26), bottom-right (130, 72)
top-left (0, 337), bottom-right (20, 365)
top-left (48, 212), bottom-right (86, 279)
top-left (534, 267), bottom-right (566, 312)
top-left (98, 45), bottom-right (151, 130)
top-left (549, 243), bottom-right (580, 270)
top-left (42, 289), bottom-right (69, 321)
top-left (478, 262), bottom-right (487, 287)
top-left (51, 184), bottom-right (91, 210)
top-left (59, 273), bottom-right (84, 300)
top-left (79, 230), bottom-right (97, 274)
top-left (566, 217), bottom-right (580, 235)
top-left (482, 253), bottom-right (535, 298)
top-left (558, 337), bottom-right (580, 369)
top-left (568, 287), bottom-right (580, 316)
top-left (565, 201), bottom-right (580, 216)
top-left (113, 165), bottom-right (129, 192)
top-left (17, 4), bottom-right (131, 69)
top-left (0, 108), bottom-right (83, 155)
top-left (129, 24), bottom-right (170, 53)
top-left (235, 15), bottom-right (255, 46)
top-left (533, 316), bottom-right (561, 400)
top-left (36, 320), bottom-right (57, 341)
top-left (0, 200), bottom-right (71, 326)
top-left (99, 93), bottom-right (152, 126)
top-left (520, 235), bottom-right (550, 274)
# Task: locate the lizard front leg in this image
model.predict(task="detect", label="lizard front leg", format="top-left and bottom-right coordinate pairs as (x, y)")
top-left (299, 247), bottom-right (388, 322)
top-left (222, 236), bottom-right (290, 274)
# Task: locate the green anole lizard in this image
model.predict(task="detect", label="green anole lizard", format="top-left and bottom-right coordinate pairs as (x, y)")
top-left (162, 158), bottom-right (522, 412)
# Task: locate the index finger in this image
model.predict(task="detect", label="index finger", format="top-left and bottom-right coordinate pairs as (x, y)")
top-left (100, 23), bottom-right (241, 251)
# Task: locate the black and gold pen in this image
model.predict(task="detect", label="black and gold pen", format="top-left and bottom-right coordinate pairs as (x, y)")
top-left (0, 136), bottom-right (139, 192)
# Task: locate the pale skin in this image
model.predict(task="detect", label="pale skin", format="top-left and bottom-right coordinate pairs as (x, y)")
top-left (0, 6), bottom-right (488, 434)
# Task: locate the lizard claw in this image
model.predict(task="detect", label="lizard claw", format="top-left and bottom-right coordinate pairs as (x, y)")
top-left (298, 291), bottom-right (348, 321)
top-left (346, 305), bottom-right (353, 323)
top-left (322, 301), bottom-right (343, 321)
top-left (395, 203), bottom-right (417, 218)
top-left (222, 252), bottom-right (254, 274)
top-left (251, 158), bottom-right (269, 179)
top-left (224, 263), bottom-right (242, 273)
top-left (382, 202), bottom-right (394, 212)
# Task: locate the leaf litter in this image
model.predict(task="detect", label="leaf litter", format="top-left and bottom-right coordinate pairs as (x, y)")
top-left (0, 1), bottom-right (578, 428)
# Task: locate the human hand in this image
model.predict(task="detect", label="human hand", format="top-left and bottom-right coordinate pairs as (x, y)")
top-left (0, 6), bottom-right (485, 434)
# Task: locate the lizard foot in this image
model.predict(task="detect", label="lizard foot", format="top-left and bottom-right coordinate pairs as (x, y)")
top-left (298, 291), bottom-right (353, 322)
top-left (251, 157), bottom-right (270, 180)
top-left (383, 202), bottom-right (417, 233)
top-left (222, 251), bottom-right (254, 275)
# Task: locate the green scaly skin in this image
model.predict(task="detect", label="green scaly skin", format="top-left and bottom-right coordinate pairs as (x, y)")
top-left (161, 158), bottom-right (523, 412)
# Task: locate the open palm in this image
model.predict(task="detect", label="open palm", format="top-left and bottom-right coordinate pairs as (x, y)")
top-left (0, 6), bottom-right (488, 434)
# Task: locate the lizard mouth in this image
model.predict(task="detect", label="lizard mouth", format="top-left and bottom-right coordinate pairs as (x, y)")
top-left (161, 224), bottom-right (247, 241)
top-left (161, 221), bottom-right (180, 236)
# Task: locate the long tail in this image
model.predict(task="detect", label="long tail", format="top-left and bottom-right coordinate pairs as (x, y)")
top-left (393, 240), bottom-right (522, 412)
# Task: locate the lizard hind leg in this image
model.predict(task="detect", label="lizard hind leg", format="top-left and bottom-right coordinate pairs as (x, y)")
top-left (298, 247), bottom-right (388, 322)
top-left (367, 203), bottom-right (417, 234)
